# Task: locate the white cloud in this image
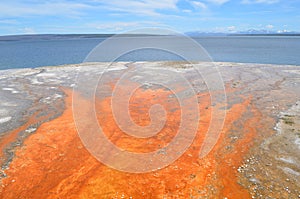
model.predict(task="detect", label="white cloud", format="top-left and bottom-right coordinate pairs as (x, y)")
top-left (0, 0), bottom-right (174, 19)
top-left (94, 22), bottom-right (136, 31)
top-left (266, 24), bottom-right (274, 29)
top-left (0, 2), bottom-right (92, 18)
top-left (190, 1), bottom-right (207, 9)
top-left (93, 0), bottom-right (179, 16)
top-left (22, 27), bottom-right (36, 34)
top-left (0, 0), bottom-right (208, 21)
top-left (0, 19), bottom-right (18, 25)
top-left (242, 0), bottom-right (279, 4)
top-left (87, 21), bottom-right (164, 32)
top-left (227, 26), bottom-right (236, 31)
top-left (205, 0), bottom-right (230, 5)
top-left (189, 0), bottom-right (229, 7)
top-left (182, 9), bottom-right (193, 13)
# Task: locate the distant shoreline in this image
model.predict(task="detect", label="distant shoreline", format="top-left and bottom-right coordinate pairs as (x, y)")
top-left (0, 34), bottom-right (171, 41)
top-left (1, 33), bottom-right (300, 41)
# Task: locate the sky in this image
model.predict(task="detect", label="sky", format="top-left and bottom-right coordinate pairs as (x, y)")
top-left (0, 0), bottom-right (299, 35)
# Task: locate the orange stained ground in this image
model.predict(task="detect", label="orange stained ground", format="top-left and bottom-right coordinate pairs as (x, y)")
top-left (0, 83), bottom-right (261, 198)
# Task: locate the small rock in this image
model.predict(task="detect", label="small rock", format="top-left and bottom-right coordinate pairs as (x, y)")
top-left (25, 127), bottom-right (36, 134)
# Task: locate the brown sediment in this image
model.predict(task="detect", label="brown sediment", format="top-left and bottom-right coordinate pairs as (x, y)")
top-left (0, 82), bottom-right (260, 198)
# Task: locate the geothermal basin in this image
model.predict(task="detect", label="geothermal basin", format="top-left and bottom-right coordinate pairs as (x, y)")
top-left (0, 61), bottom-right (299, 198)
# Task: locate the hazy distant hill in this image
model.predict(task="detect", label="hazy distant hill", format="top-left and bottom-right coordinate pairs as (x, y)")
top-left (185, 29), bottom-right (300, 37)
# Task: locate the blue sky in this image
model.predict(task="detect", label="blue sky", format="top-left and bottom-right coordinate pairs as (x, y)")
top-left (0, 0), bottom-right (299, 35)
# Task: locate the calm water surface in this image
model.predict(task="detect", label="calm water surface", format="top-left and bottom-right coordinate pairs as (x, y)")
top-left (0, 36), bottom-right (299, 70)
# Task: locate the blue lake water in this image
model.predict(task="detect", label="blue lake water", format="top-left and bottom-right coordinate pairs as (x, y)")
top-left (0, 36), bottom-right (299, 70)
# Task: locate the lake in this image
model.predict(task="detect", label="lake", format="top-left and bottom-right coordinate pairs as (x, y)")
top-left (0, 35), bottom-right (299, 70)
